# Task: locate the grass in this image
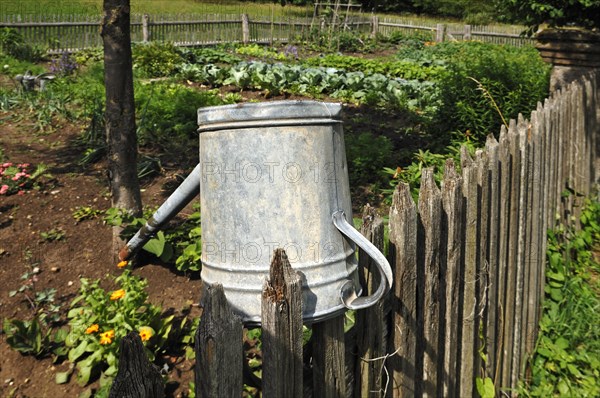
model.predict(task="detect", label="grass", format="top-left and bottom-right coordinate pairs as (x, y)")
top-left (0, 0), bottom-right (314, 19)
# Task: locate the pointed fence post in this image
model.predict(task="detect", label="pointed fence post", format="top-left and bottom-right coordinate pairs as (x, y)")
top-left (441, 159), bottom-right (463, 396)
top-left (417, 169), bottom-right (443, 397)
top-left (195, 283), bottom-right (243, 398)
top-left (261, 248), bottom-right (304, 398)
top-left (354, 204), bottom-right (387, 397)
top-left (458, 150), bottom-right (478, 397)
top-left (388, 183), bottom-right (418, 397)
top-left (109, 332), bottom-right (165, 398)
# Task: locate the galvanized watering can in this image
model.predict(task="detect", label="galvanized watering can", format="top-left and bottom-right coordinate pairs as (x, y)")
top-left (120, 100), bottom-right (393, 324)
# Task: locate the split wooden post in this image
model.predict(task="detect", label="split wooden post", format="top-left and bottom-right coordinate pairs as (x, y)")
top-left (262, 248), bottom-right (304, 398)
top-left (441, 159), bottom-right (463, 397)
top-left (195, 283), bottom-right (243, 398)
top-left (458, 151), bottom-right (478, 398)
top-left (417, 169), bottom-right (442, 397)
top-left (484, 136), bottom-right (500, 381)
top-left (109, 332), bottom-right (165, 398)
top-left (354, 204), bottom-right (387, 397)
top-left (388, 183), bottom-right (418, 397)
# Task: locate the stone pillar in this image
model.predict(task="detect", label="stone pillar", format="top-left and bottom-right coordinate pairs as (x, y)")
top-left (535, 28), bottom-right (600, 92)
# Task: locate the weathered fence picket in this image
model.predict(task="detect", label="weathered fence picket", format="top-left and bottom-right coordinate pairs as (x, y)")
top-left (109, 332), bottom-right (164, 398)
top-left (417, 169), bottom-right (442, 397)
top-left (354, 205), bottom-right (387, 397)
top-left (261, 249), bottom-right (304, 398)
top-left (388, 183), bottom-right (418, 397)
top-left (459, 157), bottom-right (478, 398)
top-left (312, 316), bottom-right (347, 398)
top-left (484, 135), bottom-right (500, 382)
top-left (441, 159), bottom-right (463, 397)
top-left (194, 284), bottom-right (243, 398)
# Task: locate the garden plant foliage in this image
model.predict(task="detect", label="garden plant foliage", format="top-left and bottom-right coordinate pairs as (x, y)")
top-left (520, 199), bottom-right (600, 397)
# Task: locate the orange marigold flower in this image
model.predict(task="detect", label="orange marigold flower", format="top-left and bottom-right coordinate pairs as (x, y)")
top-left (85, 324), bottom-right (99, 334)
top-left (110, 289), bottom-right (126, 301)
top-left (117, 260), bottom-right (128, 269)
top-left (99, 330), bottom-right (115, 345)
top-left (138, 326), bottom-right (154, 342)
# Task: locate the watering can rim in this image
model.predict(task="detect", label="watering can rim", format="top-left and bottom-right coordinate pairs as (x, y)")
top-left (197, 100), bottom-right (343, 129)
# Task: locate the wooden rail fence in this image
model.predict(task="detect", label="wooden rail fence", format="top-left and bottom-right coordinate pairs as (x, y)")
top-left (106, 73), bottom-right (598, 397)
top-left (0, 13), bottom-right (535, 54)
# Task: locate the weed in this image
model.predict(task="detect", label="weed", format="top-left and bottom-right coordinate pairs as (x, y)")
top-left (72, 206), bottom-right (102, 223)
top-left (40, 228), bottom-right (65, 242)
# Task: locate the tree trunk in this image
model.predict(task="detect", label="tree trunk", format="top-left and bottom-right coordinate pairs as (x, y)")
top-left (101, 0), bottom-right (142, 258)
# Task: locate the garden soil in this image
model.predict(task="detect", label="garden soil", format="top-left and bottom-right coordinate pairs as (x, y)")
top-left (0, 104), bottom-right (203, 397)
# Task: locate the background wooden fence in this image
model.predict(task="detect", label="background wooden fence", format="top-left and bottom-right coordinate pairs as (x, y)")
top-left (0, 13), bottom-right (534, 54)
top-left (108, 74), bottom-right (598, 397)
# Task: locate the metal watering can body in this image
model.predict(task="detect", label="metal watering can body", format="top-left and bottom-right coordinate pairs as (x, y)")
top-left (121, 100), bottom-right (392, 324)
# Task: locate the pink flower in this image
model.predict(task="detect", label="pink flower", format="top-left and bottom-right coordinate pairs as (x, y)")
top-left (17, 190), bottom-right (24, 196)
top-left (0, 185), bottom-right (8, 195)
top-left (2, 162), bottom-right (12, 168)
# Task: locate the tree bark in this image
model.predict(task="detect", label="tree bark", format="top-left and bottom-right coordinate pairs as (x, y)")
top-left (101, 0), bottom-right (142, 257)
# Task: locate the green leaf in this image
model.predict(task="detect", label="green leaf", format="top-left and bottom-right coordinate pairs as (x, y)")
top-left (476, 377), bottom-right (495, 398)
top-left (76, 363), bottom-right (92, 386)
top-left (547, 271), bottom-right (565, 282)
top-left (143, 231), bottom-right (166, 257)
top-left (537, 347), bottom-right (552, 358)
top-left (554, 337), bottom-right (569, 350)
top-left (104, 365), bottom-right (117, 377)
top-left (549, 288), bottom-right (563, 302)
top-left (557, 380), bottom-right (570, 395)
top-left (55, 371), bottom-right (71, 384)
top-left (68, 307), bottom-right (84, 318)
top-left (68, 340), bottom-right (88, 362)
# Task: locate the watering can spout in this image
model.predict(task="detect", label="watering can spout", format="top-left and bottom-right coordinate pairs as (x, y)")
top-left (118, 163), bottom-right (201, 261)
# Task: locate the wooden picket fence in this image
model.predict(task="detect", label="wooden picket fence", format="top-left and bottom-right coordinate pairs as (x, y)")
top-left (0, 13), bottom-right (534, 54)
top-left (107, 73), bottom-right (598, 397)
top-left (387, 73), bottom-right (597, 397)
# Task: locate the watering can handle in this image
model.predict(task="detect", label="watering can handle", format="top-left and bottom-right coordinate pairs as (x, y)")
top-left (332, 211), bottom-right (394, 310)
